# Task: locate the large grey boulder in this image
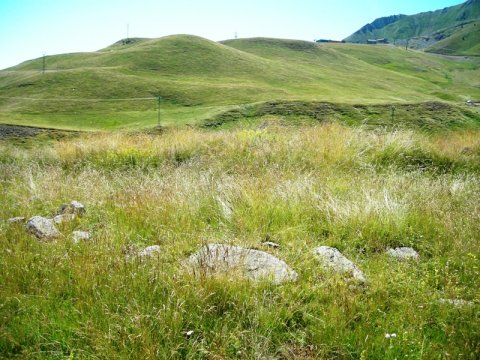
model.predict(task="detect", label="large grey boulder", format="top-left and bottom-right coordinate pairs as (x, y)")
top-left (186, 244), bottom-right (298, 284)
top-left (26, 216), bottom-right (61, 239)
top-left (386, 247), bottom-right (419, 261)
top-left (57, 201), bottom-right (85, 216)
top-left (313, 246), bottom-right (366, 284)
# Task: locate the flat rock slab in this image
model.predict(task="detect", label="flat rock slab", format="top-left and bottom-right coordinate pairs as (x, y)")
top-left (439, 298), bottom-right (474, 307)
top-left (72, 231), bottom-right (91, 243)
top-left (186, 244), bottom-right (298, 284)
top-left (313, 246), bottom-right (366, 284)
top-left (262, 241), bottom-right (281, 249)
top-left (138, 245), bottom-right (161, 258)
top-left (8, 217), bottom-right (26, 224)
top-left (26, 216), bottom-right (61, 240)
top-left (53, 213), bottom-right (76, 224)
top-left (386, 247), bottom-right (419, 261)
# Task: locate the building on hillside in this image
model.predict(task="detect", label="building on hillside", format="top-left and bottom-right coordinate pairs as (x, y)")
top-left (315, 39), bottom-right (345, 44)
top-left (367, 38), bottom-right (389, 45)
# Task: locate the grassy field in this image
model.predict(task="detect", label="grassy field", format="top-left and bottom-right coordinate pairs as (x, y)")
top-left (1, 118), bottom-right (479, 358)
top-left (0, 33), bottom-right (479, 358)
top-left (1, 36), bottom-right (480, 130)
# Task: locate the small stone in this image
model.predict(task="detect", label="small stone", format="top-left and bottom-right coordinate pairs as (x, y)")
top-left (313, 246), bottom-right (366, 284)
top-left (53, 213), bottom-right (76, 224)
top-left (439, 298), bottom-right (474, 307)
top-left (26, 216), bottom-right (61, 240)
top-left (8, 216), bottom-right (26, 224)
top-left (138, 245), bottom-right (161, 258)
top-left (57, 201), bottom-right (85, 216)
top-left (186, 244), bottom-right (298, 284)
top-left (262, 241), bottom-right (281, 249)
top-left (386, 247), bottom-right (419, 261)
top-left (72, 231), bottom-right (91, 243)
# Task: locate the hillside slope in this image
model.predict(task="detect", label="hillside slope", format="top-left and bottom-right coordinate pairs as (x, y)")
top-left (345, 0), bottom-right (480, 54)
top-left (0, 35), bottom-right (479, 130)
top-left (425, 21), bottom-right (480, 55)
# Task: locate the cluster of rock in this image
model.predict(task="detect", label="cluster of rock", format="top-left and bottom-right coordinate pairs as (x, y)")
top-left (183, 244), bottom-right (472, 306)
top-left (184, 244), bottom-right (420, 286)
top-left (8, 200), bottom-right (90, 243)
top-left (7, 207), bottom-right (473, 307)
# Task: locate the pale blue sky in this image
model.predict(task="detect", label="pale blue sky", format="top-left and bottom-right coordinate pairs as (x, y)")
top-left (0, 0), bottom-right (464, 69)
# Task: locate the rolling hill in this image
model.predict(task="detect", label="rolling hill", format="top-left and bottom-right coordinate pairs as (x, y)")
top-left (0, 35), bottom-right (479, 130)
top-left (344, 0), bottom-right (480, 55)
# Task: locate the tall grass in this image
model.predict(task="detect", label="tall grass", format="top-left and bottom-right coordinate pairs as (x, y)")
top-left (1, 123), bottom-right (479, 358)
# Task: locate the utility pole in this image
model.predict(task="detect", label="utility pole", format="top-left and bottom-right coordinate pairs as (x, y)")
top-left (42, 53), bottom-right (46, 74)
top-left (391, 106), bottom-right (396, 123)
top-left (405, 39), bottom-right (409, 51)
top-left (157, 96), bottom-right (161, 127)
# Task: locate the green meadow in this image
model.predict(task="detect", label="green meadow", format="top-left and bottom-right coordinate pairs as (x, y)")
top-left (0, 36), bottom-right (479, 359)
top-left (1, 36), bottom-right (479, 130)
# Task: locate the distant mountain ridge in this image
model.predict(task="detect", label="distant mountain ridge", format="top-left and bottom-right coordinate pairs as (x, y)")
top-left (352, 15), bottom-right (407, 38)
top-left (344, 0), bottom-right (480, 55)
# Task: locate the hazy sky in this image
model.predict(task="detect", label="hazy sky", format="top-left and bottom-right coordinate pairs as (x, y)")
top-left (1, 0), bottom-right (463, 70)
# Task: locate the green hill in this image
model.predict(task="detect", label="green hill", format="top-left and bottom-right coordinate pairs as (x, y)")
top-left (344, 0), bottom-right (480, 54)
top-left (425, 21), bottom-right (480, 55)
top-left (0, 35), bottom-right (479, 130)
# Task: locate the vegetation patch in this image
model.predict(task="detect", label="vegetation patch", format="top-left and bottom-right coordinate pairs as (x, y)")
top-left (1, 123), bottom-right (479, 358)
top-left (203, 100), bottom-right (480, 131)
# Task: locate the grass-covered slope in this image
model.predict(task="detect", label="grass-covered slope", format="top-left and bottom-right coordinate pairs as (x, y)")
top-left (0, 35), bottom-right (479, 130)
top-left (1, 123), bottom-right (479, 358)
top-left (425, 20), bottom-right (480, 55)
top-left (345, 0), bottom-right (480, 54)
